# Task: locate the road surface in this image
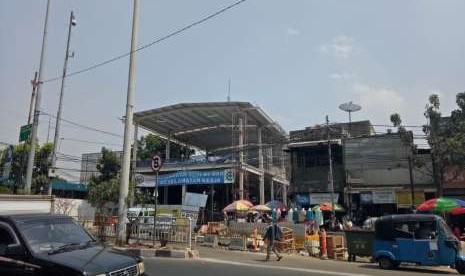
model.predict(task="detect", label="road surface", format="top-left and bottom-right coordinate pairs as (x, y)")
top-left (143, 247), bottom-right (459, 276)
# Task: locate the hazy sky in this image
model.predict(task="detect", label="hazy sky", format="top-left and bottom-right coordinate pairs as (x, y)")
top-left (1, 0), bottom-right (464, 181)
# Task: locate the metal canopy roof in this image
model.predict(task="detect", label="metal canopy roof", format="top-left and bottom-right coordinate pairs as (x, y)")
top-left (134, 102), bottom-right (287, 151)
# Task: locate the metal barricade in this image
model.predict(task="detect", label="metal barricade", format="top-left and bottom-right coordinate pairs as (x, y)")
top-left (130, 216), bottom-right (192, 249)
top-left (75, 216), bottom-right (192, 249)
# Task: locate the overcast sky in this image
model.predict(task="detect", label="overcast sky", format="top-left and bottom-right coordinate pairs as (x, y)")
top-left (1, 0), bottom-right (464, 181)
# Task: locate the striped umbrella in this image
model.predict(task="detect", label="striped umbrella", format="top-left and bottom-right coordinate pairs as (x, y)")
top-left (417, 197), bottom-right (465, 214)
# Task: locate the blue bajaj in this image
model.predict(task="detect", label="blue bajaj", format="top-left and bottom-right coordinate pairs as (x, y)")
top-left (373, 214), bottom-right (465, 274)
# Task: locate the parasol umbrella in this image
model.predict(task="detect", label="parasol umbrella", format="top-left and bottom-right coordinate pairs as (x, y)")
top-left (251, 204), bottom-right (271, 212)
top-left (266, 200), bottom-right (285, 210)
top-left (223, 200), bottom-right (253, 212)
top-left (417, 197), bottom-right (465, 214)
top-left (313, 202), bottom-right (345, 212)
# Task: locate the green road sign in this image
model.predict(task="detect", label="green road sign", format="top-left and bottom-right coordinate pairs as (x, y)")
top-left (19, 124), bottom-right (32, 142)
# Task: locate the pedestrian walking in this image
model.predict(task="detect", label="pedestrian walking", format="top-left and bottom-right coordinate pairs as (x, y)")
top-left (264, 223), bottom-right (283, 261)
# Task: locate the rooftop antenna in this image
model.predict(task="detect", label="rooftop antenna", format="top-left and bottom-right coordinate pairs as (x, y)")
top-left (339, 101), bottom-right (361, 137)
top-left (227, 78), bottom-right (231, 102)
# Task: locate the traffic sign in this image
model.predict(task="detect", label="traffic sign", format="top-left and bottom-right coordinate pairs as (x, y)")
top-left (151, 153), bottom-right (162, 171)
top-left (19, 124), bottom-right (32, 142)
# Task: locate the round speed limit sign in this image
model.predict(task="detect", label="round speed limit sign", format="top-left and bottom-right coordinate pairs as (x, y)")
top-left (151, 153), bottom-right (163, 171)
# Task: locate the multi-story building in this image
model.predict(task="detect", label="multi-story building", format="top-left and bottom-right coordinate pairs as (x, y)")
top-left (80, 151), bottom-right (123, 184)
top-left (287, 120), bottom-right (374, 207)
top-left (344, 133), bottom-right (436, 219)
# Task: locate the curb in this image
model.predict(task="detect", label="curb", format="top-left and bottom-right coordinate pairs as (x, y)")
top-left (114, 246), bottom-right (199, 259)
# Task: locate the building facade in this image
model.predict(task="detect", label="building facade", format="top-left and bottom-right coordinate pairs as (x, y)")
top-left (80, 151), bottom-right (123, 184)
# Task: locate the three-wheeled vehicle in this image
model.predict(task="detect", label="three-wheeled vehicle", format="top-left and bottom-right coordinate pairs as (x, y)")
top-left (373, 214), bottom-right (465, 274)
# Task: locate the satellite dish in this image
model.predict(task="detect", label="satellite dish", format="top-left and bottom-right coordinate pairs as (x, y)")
top-left (339, 101), bottom-right (362, 113)
top-left (339, 101), bottom-right (362, 137)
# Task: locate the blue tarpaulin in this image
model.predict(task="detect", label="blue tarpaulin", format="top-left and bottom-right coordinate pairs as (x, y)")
top-left (51, 180), bottom-right (88, 192)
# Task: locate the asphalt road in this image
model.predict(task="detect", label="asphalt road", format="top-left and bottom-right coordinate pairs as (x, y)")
top-left (144, 247), bottom-right (461, 276)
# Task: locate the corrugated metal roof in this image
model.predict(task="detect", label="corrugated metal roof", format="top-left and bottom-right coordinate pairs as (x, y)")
top-left (134, 102), bottom-right (287, 150)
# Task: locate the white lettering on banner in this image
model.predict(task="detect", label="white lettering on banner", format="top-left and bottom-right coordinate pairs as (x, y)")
top-left (372, 191), bottom-right (395, 204)
top-left (309, 193), bottom-right (340, 205)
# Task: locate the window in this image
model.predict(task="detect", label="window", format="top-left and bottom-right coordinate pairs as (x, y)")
top-left (393, 221), bottom-right (415, 239)
top-left (0, 223), bottom-right (18, 255)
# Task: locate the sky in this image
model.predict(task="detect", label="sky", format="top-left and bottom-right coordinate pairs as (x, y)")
top-left (1, 0), bottom-right (465, 181)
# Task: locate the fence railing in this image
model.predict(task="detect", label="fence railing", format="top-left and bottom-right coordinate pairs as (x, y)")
top-left (75, 216), bottom-right (192, 249)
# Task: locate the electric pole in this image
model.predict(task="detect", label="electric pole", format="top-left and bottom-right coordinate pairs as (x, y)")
top-left (25, 0), bottom-right (51, 194)
top-left (49, 11), bottom-right (77, 195)
top-left (326, 115), bottom-right (336, 218)
top-left (28, 72), bottom-right (38, 124)
top-left (408, 156), bottom-right (415, 211)
top-left (117, 0), bottom-right (139, 245)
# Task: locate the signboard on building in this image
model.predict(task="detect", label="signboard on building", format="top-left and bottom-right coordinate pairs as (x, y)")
top-left (372, 191), bottom-right (396, 204)
top-left (309, 193), bottom-right (339, 205)
top-left (136, 169), bottom-right (235, 187)
top-left (184, 192), bottom-right (208, 208)
top-left (396, 190), bottom-right (425, 208)
top-left (360, 192), bottom-right (373, 204)
top-left (295, 194), bottom-right (310, 206)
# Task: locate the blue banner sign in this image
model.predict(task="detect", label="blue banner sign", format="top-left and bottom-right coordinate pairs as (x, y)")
top-left (158, 169), bottom-right (235, 187)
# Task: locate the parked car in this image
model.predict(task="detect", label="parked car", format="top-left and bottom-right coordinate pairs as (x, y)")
top-left (373, 214), bottom-right (465, 274)
top-left (0, 214), bottom-right (146, 276)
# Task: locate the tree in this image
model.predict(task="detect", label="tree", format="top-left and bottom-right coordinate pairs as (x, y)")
top-left (423, 92), bottom-right (465, 196)
top-left (87, 147), bottom-right (121, 241)
top-left (88, 147), bottom-right (121, 211)
top-left (0, 141), bottom-right (53, 193)
top-left (136, 134), bottom-right (194, 161)
top-left (95, 147), bottom-right (121, 182)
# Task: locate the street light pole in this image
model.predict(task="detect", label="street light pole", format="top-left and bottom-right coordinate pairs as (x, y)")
top-left (117, 0), bottom-right (139, 245)
top-left (25, 0), bottom-right (51, 194)
top-left (49, 11), bottom-right (76, 195)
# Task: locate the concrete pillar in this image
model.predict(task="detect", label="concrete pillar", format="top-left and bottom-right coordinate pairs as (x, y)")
top-left (182, 185), bottom-right (186, 205)
top-left (282, 184), bottom-right (288, 206)
top-left (258, 127), bottom-right (265, 205)
top-left (164, 133), bottom-right (170, 205)
top-left (239, 117), bottom-right (244, 200)
top-left (165, 133), bottom-right (171, 161)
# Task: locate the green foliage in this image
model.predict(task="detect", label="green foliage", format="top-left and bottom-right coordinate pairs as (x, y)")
top-left (88, 147), bottom-right (121, 213)
top-left (95, 147), bottom-right (121, 181)
top-left (0, 186), bottom-right (11, 194)
top-left (87, 177), bottom-right (120, 213)
top-left (137, 134), bottom-right (195, 161)
top-left (134, 188), bottom-right (153, 206)
top-left (423, 93), bottom-right (465, 168)
top-left (389, 113), bottom-right (414, 147)
top-left (0, 141), bottom-right (53, 193)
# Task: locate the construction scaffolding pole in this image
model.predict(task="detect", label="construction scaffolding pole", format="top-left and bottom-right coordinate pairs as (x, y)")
top-left (258, 127), bottom-right (265, 205)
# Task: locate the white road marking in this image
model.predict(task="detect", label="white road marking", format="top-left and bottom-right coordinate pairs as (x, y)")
top-left (200, 257), bottom-right (375, 276)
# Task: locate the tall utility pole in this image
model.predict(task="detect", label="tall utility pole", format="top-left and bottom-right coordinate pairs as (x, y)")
top-left (408, 156), bottom-right (415, 210)
top-left (326, 115), bottom-right (336, 218)
top-left (117, 0), bottom-right (139, 245)
top-left (49, 11), bottom-right (76, 195)
top-left (28, 72), bottom-right (38, 124)
top-left (25, 0), bottom-right (51, 194)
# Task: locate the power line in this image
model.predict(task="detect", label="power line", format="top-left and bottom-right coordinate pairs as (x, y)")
top-left (40, 111), bottom-right (123, 138)
top-left (61, 138), bottom-right (122, 148)
top-left (42, 0), bottom-right (250, 83)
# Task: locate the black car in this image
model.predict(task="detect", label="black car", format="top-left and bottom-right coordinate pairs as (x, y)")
top-left (0, 214), bottom-right (146, 276)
